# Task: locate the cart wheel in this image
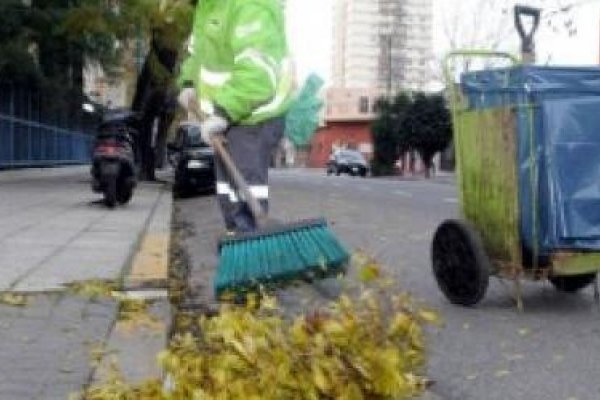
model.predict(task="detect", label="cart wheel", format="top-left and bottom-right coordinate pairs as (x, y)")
top-left (549, 274), bottom-right (596, 293)
top-left (431, 219), bottom-right (490, 306)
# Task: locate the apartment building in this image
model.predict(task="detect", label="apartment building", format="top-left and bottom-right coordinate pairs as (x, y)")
top-left (332, 0), bottom-right (434, 92)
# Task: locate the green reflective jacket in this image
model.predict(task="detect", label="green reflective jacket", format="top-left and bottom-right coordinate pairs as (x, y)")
top-left (178, 0), bottom-right (294, 125)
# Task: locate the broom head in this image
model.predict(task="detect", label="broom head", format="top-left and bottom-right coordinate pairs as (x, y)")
top-left (214, 218), bottom-right (350, 296)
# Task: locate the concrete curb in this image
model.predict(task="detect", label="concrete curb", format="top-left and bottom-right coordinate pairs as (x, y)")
top-left (124, 187), bottom-right (173, 288)
top-left (92, 184), bottom-right (174, 385)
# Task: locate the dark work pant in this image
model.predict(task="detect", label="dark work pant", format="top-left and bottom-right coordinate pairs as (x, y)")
top-left (215, 117), bottom-right (284, 232)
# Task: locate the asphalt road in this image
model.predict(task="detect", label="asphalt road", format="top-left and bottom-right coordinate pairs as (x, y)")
top-left (175, 168), bottom-right (600, 400)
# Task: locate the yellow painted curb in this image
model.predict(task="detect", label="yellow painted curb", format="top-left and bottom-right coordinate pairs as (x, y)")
top-left (128, 233), bottom-right (170, 284)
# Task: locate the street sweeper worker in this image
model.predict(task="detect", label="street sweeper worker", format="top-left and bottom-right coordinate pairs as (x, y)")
top-left (177, 0), bottom-right (294, 233)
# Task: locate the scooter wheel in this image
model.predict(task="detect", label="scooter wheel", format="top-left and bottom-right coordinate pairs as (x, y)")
top-left (117, 178), bottom-right (134, 204)
top-left (104, 176), bottom-right (118, 208)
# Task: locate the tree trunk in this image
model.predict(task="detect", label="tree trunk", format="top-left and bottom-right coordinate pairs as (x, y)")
top-left (131, 33), bottom-right (179, 181)
top-left (421, 151), bottom-right (434, 179)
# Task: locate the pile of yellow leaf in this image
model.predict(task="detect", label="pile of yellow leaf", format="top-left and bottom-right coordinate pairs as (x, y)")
top-left (82, 287), bottom-right (438, 400)
top-left (65, 280), bottom-right (117, 300)
top-left (115, 298), bottom-right (165, 333)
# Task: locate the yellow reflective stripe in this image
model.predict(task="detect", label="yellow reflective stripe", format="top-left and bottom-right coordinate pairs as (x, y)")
top-left (234, 49), bottom-right (277, 90)
top-left (200, 66), bottom-right (232, 86)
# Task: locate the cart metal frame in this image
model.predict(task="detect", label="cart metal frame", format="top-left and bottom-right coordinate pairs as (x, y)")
top-left (432, 50), bottom-right (600, 307)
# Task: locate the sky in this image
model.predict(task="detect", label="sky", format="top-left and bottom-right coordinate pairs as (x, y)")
top-left (285, 0), bottom-right (334, 85)
top-left (286, 0), bottom-right (600, 87)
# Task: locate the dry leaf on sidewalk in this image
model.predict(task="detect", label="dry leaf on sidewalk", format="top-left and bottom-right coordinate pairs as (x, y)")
top-left (65, 280), bottom-right (117, 300)
top-left (0, 293), bottom-right (28, 307)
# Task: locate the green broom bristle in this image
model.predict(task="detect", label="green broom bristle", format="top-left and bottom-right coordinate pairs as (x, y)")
top-left (214, 220), bottom-right (350, 296)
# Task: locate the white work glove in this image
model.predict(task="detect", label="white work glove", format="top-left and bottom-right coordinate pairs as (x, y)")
top-left (200, 114), bottom-right (229, 145)
top-left (177, 87), bottom-right (196, 110)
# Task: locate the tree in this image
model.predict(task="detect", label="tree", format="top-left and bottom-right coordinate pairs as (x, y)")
top-left (0, 0), bottom-right (137, 126)
top-left (128, 1), bottom-right (194, 180)
top-left (441, 0), bottom-right (576, 53)
top-left (432, 0), bottom-right (578, 87)
top-left (401, 93), bottom-right (452, 178)
top-left (370, 92), bottom-right (411, 176)
top-left (60, 0), bottom-right (194, 180)
top-left (0, 1), bottom-right (41, 85)
top-left (0, 0), bottom-right (195, 179)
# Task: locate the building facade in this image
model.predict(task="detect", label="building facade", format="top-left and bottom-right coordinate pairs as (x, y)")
top-left (332, 0), bottom-right (433, 92)
top-left (307, 87), bottom-right (381, 168)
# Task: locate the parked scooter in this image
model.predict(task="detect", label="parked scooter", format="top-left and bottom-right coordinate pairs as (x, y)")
top-left (87, 105), bottom-right (139, 208)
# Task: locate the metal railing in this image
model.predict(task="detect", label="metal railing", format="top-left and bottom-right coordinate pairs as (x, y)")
top-left (0, 113), bottom-right (92, 168)
top-left (0, 84), bottom-right (94, 168)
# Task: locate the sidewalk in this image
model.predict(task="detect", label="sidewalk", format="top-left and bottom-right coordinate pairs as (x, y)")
top-left (0, 166), bottom-right (172, 399)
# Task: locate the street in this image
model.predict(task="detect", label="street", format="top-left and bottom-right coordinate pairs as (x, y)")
top-left (177, 169), bottom-right (600, 400)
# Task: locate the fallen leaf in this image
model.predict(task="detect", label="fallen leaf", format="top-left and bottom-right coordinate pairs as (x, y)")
top-left (495, 370), bottom-right (511, 378)
top-left (504, 353), bottom-right (524, 361)
top-left (65, 280), bottom-right (117, 300)
top-left (359, 263), bottom-right (381, 283)
top-left (553, 354), bottom-right (565, 363)
top-left (518, 328), bottom-right (530, 337)
top-left (418, 310), bottom-right (442, 326)
top-left (0, 293), bottom-right (28, 307)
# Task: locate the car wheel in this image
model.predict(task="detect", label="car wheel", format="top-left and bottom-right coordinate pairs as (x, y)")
top-left (173, 174), bottom-right (186, 198)
top-left (174, 184), bottom-right (189, 199)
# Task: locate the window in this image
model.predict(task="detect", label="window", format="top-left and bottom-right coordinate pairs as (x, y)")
top-left (372, 100), bottom-right (380, 113)
top-left (359, 96), bottom-right (369, 113)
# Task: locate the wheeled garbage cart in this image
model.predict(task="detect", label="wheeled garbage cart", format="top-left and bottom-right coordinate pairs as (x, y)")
top-left (433, 50), bottom-right (600, 306)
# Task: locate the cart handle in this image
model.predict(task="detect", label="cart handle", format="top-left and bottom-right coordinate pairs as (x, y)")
top-left (514, 5), bottom-right (541, 63)
top-left (443, 50), bottom-right (520, 111)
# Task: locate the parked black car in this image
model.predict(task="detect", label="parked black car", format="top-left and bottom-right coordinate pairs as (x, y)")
top-left (326, 149), bottom-right (369, 177)
top-left (168, 122), bottom-right (216, 197)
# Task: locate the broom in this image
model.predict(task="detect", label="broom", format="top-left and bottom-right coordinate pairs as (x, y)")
top-left (209, 133), bottom-right (350, 297)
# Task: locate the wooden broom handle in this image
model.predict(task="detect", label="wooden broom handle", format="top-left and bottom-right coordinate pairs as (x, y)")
top-left (210, 135), bottom-right (268, 227)
top-left (187, 100), bottom-right (268, 226)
